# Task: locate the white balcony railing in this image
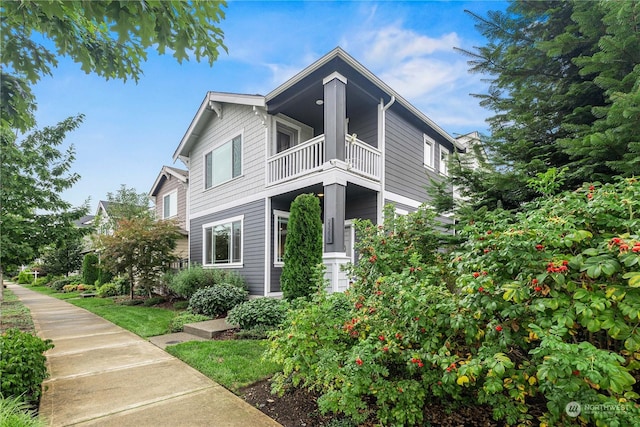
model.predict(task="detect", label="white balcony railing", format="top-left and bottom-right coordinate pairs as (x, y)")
top-left (345, 135), bottom-right (381, 181)
top-left (268, 134), bottom-right (325, 184)
top-left (267, 134), bottom-right (381, 185)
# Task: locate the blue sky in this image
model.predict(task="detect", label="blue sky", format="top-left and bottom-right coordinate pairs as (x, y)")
top-left (30, 1), bottom-right (507, 210)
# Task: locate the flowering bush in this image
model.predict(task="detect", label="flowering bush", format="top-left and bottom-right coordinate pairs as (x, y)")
top-left (269, 178), bottom-right (640, 426)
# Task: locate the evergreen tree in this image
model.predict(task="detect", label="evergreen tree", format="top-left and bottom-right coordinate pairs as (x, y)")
top-left (280, 194), bottom-right (323, 300)
top-left (452, 0), bottom-right (639, 210)
top-left (82, 253), bottom-right (100, 285)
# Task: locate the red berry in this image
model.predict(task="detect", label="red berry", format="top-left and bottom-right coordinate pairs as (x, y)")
top-left (572, 370), bottom-right (580, 376)
top-left (446, 367), bottom-right (452, 372)
top-left (589, 185), bottom-right (595, 191)
top-left (535, 244), bottom-right (544, 251)
top-left (478, 287), bottom-right (484, 292)
top-left (495, 325), bottom-right (503, 332)
top-left (487, 230), bottom-right (492, 235)
top-left (418, 362), bottom-right (424, 368)
top-left (382, 346), bottom-right (389, 352)
top-left (369, 255), bottom-right (377, 263)
top-left (534, 286), bottom-right (542, 292)
top-left (633, 246), bottom-right (640, 253)
top-left (587, 193), bottom-right (593, 199)
top-left (482, 271), bottom-right (488, 276)
top-left (532, 279), bottom-right (539, 285)
top-left (356, 358), bottom-right (363, 366)
top-left (379, 335), bottom-right (385, 341)
top-left (620, 244), bottom-right (630, 252)
top-left (611, 237), bottom-right (622, 245)
top-left (473, 272), bottom-right (480, 278)
top-left (484, 248), bottom-right (490, 253)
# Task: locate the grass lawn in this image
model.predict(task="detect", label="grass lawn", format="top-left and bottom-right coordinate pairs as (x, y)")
top-left (166, 340), bottom-right (280, 393)
top-left (28, 285), bottom-right (176, 338)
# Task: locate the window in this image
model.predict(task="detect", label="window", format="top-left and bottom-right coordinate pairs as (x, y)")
top-left (423, 135), bottom-right (435, 168)
top-left (203, 216), bottom-right (243, 266)
top-left (273, 210), bottom-right (290, 266)
top-left (275, 121), bottom-right (299, 154)
top-left (205, 135), bottom-right (242, 189)
top-left (439, 147), bottom-right (450, 176)
top-left (163, 191), bottom-right (178, 219)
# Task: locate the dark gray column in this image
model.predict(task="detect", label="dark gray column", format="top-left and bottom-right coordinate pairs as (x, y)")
top-left (323, 73), bottom-right (347, 161)
top-left (323, 182), bottom-right (346, 253)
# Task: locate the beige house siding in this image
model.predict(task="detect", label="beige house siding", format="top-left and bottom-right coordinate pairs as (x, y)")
top-left (154, 173), bottom-right (188, 231)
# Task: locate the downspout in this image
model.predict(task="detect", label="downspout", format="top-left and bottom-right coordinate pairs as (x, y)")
top-left (378, 95), bottom-right (395, 225)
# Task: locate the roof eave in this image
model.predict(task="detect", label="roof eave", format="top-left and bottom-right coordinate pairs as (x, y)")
top-left (172, 92), bottom-right (265, 162)
top-left (266, 47), bottom-right (462, 150)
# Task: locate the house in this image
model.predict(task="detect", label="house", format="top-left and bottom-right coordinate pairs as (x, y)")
top-left (149, 165), bottom-right (189, 268)
top-left (173, 47), bottom-right (468, 296)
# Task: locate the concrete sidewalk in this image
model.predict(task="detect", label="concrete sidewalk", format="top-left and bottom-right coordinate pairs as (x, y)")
top-left (7, 284), bottom-right (281, 427)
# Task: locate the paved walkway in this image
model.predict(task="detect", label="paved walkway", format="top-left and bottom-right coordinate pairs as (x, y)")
top-left (7, 283), bottom-right (281, 427)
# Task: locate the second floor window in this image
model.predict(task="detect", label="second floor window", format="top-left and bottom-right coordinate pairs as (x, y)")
top-left (276, 122), bottom-right (299, 153)
top-left (205, 135), bottom-right (242, 189)
top-left (163, 191), bottom-right (177, 219)
top-left (424, 135), bottom-right (435, 169)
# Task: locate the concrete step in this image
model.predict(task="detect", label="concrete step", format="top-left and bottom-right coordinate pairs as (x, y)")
top-left (183, 318), bottom-right (237, 339)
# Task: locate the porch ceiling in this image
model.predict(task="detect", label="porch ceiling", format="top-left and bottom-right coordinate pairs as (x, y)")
top-left (266, 57), bottom-right (381, 134)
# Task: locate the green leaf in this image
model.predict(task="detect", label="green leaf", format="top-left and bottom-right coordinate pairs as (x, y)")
top-left (622, 272), bottom-right (640, 287)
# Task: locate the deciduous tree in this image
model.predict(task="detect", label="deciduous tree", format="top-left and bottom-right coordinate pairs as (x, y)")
top-left (1, 0), bottom-right (227, 131)
top-left (0, 116), bottom-right (88, 278)
top-left (99, 217), bottom-right (180, 298)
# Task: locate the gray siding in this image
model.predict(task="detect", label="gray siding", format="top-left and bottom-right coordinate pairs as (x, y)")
top-left (346, 192), bottom-right (377, 224)
top-left (190, 199), bottom-right (266, 296)
top-left (385, 109), bottom-right (444, 203)
top-left (189, 104), bottom-right (266, 217)
top-left (349, 109), bottom-right (378, 148)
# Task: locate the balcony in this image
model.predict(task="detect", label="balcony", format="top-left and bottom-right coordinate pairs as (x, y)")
top-left (267, 134), bottom-right (381, 185)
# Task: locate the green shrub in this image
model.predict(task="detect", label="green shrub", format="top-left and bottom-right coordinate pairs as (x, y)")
top-left (188, 284), bottom-right (248, 317)
top-left (234, 324), bottom-right (271, 340)
top-left (50, 275), bottom-right (81, 291)
top-left (169, 266), bottom-right (246, 299)
top-left (77, 284), bottom-right (95, 292)
top-left (97, 283), bottom-right (118, 298)
top-left (227, 297), bottom-right (288, 331)
top-left (113, 276), bottom-right (130, 295)
top-left (17, 270), bottom-right (34, 284)
top-left (62, 284), bottom-right (78, 292)
top-left (0, 329), bottom-right (54, 404)
top-left (268, 178), bottom-right (640, 426)
top-left (33, 276), bottom-right (49, 287)
top-left (143, 296), bottom-right (166, 307)
top-left (81, 253), bottom-right (99, 286)
top-left (0, 396), bottom-right (46, 427)
top-left (281, 193), bottom-right (323, 300)
top-left (169, 312), bottom-right (211, 333)
top-left (173, 300), bottom-right (189, 310)
top-left (118, 299), bottom-right (143, 306)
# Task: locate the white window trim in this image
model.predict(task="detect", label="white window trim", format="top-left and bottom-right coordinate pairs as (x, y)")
top-left (439, 146), bottom-right (450, 176)
top-left (202, 215), bottom-right (244, 268)
top-left (162, 190), bottom-right (178, 219)
top-left (423, 134), bottom-right (435, 170)
top-left (203, 131), bottom-right (244, 191)
top-left (345, 220), bottom-right (355, 264)
top-left (273, 210), bottom-right (290, 267)
top-left (273, 117), bottom-right (302, 155)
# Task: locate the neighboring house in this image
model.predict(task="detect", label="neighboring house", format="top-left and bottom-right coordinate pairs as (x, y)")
top-left (94, 200), bottom-right (114, 236)
top-left (173, 47), bottom-right (471, 297)
top-left (73, 214), bottom-right (95, 253)
top-left (149, 165), bottom-right (189, 268)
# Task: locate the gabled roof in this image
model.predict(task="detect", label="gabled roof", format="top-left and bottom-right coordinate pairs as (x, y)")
top-left (149, 165), bottom-right (188, 197)
top-left (173, 92), bottom-right (265, 163)
top-left (172, 47), bottom-right (463, 163)
top-left (73, 215), bottom-right (95, 228)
